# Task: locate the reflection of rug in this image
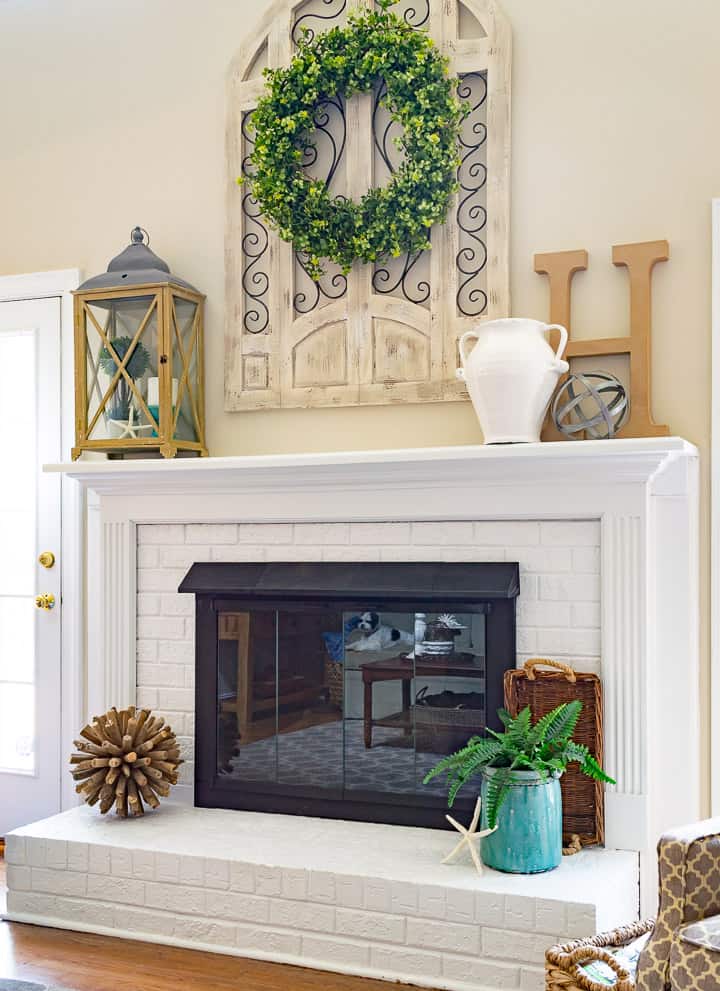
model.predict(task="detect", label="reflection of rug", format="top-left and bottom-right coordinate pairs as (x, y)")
top-left (0, 981), bottom-right (71, 991)
top-left (222, 719), bottom-right (448, 796)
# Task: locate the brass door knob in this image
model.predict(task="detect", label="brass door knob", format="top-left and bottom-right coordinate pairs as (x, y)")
top-left (38, 551), bottom-right (55, 569)
top-left (35, 593), bottom-right (55, 611)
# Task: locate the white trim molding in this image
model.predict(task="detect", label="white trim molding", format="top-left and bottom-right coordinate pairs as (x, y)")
top-left (0, 269), bottom-right (83, 812)
top-left (713, 199), bottom-right (720, 813)
top-left (49, 437), bottom-right (699, 914)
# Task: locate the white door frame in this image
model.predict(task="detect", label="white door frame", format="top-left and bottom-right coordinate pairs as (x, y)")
top-left (0, 269), bottom-right (82, 812)
top-left (712, 200), bottom-right (720, 813)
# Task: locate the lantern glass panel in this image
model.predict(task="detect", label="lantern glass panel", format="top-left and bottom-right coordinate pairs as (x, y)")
top-left (84, 296), bottom-right (159, 441)
top-left (171, 295), bottom-right (200, 443)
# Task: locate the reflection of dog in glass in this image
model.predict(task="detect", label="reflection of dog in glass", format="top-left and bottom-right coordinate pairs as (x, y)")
top-left (345, 611), bottom-right (415, 652)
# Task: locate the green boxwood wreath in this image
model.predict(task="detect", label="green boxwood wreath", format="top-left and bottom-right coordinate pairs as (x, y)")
top-left (241, 0), bottom-right (466, 279)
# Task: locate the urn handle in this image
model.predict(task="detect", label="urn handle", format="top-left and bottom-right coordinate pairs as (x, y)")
top-left (456, 330), bottom-right (480, 381)
top-left (545, 323), bottom-right (569, 362)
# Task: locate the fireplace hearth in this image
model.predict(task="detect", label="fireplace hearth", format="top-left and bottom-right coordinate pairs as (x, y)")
top-left (181, 561), bottom-right (519, 828)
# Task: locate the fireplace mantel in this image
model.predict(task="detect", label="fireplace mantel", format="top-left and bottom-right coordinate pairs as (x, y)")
top-left (49, 437), bottom-right (699, 915)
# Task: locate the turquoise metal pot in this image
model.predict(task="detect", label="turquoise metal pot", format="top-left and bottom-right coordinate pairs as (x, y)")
top-left (480, 768), bottom-right (563, 873)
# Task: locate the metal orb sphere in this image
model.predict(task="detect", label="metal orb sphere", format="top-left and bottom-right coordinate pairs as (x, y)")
top-left (552, 371), bottom-right (629, 440)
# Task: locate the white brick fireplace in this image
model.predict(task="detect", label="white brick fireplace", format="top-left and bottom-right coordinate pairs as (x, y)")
top-left (4, 439), bottom-right (699, 991)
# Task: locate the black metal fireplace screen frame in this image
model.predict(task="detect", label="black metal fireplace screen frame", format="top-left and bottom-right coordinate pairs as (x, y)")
top-left (181, 562), bottom-right (519, 829)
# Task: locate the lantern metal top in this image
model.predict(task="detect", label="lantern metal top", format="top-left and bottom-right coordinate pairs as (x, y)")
top-left (77, 227), bottom-right (200, 294)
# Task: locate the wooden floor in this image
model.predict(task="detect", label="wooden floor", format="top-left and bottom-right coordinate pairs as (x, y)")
top-left (0, 855), bottom-right (419, 991)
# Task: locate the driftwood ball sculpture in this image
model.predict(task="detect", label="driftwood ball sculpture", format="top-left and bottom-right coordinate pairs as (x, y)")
top-left (70, 706), bottom-right (182, 817)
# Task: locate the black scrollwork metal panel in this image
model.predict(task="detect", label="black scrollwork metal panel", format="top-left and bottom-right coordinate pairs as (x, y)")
top-left (372, 80), bottom-right (431, 307)
top-left (456, 71), bottom-right (488, 318)
top-left (241, 112), bottom-right (270, 335)
top-left (379, 0), bottom-right (430, 28)
top-left (292, 0), bottom-right (349, 314)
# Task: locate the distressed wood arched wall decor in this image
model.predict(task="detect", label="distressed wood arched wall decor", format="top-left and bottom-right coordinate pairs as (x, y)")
top-left (225, 0), bottom-right (511, 411)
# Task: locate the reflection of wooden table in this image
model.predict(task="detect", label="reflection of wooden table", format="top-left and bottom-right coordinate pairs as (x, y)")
top-left (360, 654), bottom-right (482, 748)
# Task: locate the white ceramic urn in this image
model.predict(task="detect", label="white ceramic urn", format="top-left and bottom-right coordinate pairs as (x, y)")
top-left (456, 318), bottom-right (569, 444)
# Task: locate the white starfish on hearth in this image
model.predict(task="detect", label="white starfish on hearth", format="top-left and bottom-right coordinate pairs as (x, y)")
top-left (442, 796), bottom-right (497, 875)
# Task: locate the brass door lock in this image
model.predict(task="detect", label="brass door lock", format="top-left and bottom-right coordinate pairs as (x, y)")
top-left (38, 551), bottom-right (55, 569)
top-left (35, 593), bottom-right (55, 611)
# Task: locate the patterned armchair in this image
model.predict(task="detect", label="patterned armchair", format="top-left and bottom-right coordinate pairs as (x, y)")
top-left (546, 818), bottom-right (720, 991)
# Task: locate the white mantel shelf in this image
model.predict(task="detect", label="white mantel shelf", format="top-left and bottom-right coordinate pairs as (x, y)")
top-left (50, 436), bottom-right (700, 919)
top-left (47, 437), bottom-right (697, 498)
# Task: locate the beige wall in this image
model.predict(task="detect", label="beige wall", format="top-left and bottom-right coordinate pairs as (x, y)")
top-left (0, 0), bottom-right (715, 804)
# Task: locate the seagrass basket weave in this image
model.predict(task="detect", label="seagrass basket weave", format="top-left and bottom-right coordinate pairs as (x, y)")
top-left (504, 658), bottom-right (604, 846)
top-left (545, 920), bottom-right (654, 991)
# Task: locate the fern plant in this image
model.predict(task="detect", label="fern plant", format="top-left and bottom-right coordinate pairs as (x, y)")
top-left (423, 702), bottom-right (615, 829)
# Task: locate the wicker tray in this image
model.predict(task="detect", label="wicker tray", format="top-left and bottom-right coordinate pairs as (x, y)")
top-left (545, 920), bottom-right (654, 991)
top-left (504, 658), bottom-right (604, 846)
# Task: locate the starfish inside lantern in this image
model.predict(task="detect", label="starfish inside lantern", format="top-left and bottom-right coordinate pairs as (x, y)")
top-left (107, 406), bottom-right (155, 439)
top-left (442, 796), bottom-right (497, 874)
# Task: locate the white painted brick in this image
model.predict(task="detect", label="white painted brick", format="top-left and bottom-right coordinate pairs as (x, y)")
top-left (87, 873), bottom-right (142, 905)
top-left (566, 904), bottom-right (596, 938)
top-left (334, 874), bottom-right (364, 908)
top-left (406, 917), bottom-right (480, 954)
top-left (572, 546), bottom-right (600, 573)
top-left (7, 890), bottom-right (57, 917)
top-left (206, 889), bottom-right (269, 923)
top-left (442, 954), bottom-right (521, 989)
top-left (418, 884), bottom-right (446, 919)
top-left (302, 934), bottom-right (370, 966)
top-left (520, 965), bottom-right (546, 990)
top-left (136, 687), bottom-right (159, 708)
top-left (146, 881), bottom-right (205, 914)
top-left (184, 667), bottom-right (195, 688)
top-left (517, 628), bottom-right (537, 653)
top-left (380, 545), bottom-right (440, 562)
top-left (26, 837), bottom-right (48, 867)
top-left (266, 545), bottom-right (323, 562)
top-left (5, 835), bottom-right (26, 865)
top-left (88, 845), bottom-right (110, 875)
top-left (536, 899), bottom-right (567, 937)
top-left (445, 888), bottom-right (475, 924)
top-left (391, 880), bottom-right (418, 916)
top-left (67, 842), bottom-right (89, 873)
top-left (229, 861), bottom-right (255, 892)
top-left (137, 568), bottom-right (186, 592)
top-left (476, 891), bottom-right (505, 925)
top-left (350, 522), bottom-right (411, 545)
top-left (137, 545), bottom-right (159, 567)
top-left (136, 640), bottom-right (158, 663)
top-left (56, 894), bottom-right (115, 928)
top-left (335, 907), bottom-right (405, 943)
top-left (186, 524), bottom-right (238, 544)
top-left (441, 545), bottom-right (507, 562)
top-left (535, 628), bottom-right (601, 655)
top-left (371, 945), bottom-right (443, 979)
top-left (159, 546), bottom-right (211, 569)
top-left (281, 868), bottom-right (308, 900)
top-left (270, 899), bottom-right (334, 932)
top-left (505, 895), bottom-right (536, 930)
top-left (474, 521), bottom-right (540, 546)
top-left (44, 840), bottom-right (67, 871)
top-left (155, 852), bottom-right (181, 883)
top-left (541, 521), bottom-right (599, 547)
top-left (572, 602), bottom-right (601, 628)
top-left (211, 545), bottom-right (267, 562)
top-left (32, 868), bottom-right (87, 897)
top-left (137, 616), bottom-right (186, 640)
top-left (237, 523), bottom-right (294, 544)
top-left (204, 858), bottom-right (230, 889)
top-left (7, 865), bottom-right (31, 890)
top-left (236, 924), bottom-right (303, 956)
top-left (137, 663), bottom-right (185, 687)
top-left (520, 574), bottom-right (538, 600)
top-left (255, 865), bottom-right (283, 896)
top-left (157, 639), bottom-right (194, 663)
top-left (130, 850), bottom-right (156, 881)
top-left (515, 547), bottom-right (572, 573)
top-left (139, 524), bottom-right (186, 545)
top-left (160, 593), bottom-right (195, 616)
top-left (122, 905), bottom-right (176, 937)
top-left (517, 600), bottom-right (571, 627)
top-left (110, 847), bottom-right (134, 877)
top-left (363, 877), bottom-right (391, 912)
top-left (539, 574), bottom-right (600, 602)
top-left (308, 871), bottom-right (336, 903)
top-left (173, 916), bottom-right (237, 945)
top-left (413, 521), bottom-right (474, 544)
top-left (294, 522), bottom-right (350, 545)
top-left (482, 928), bottom-right (554, 964)
top-left (322, 546), bottom-right (381, 561)
top-left (138, 593), bottom-right (161, 615)
top-left (158, 688), bottom-right (195, 710)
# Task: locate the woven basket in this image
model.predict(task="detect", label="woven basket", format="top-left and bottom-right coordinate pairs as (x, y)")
top-left (545, 920), bottom-right (654, 991)
top-left (504, 658), bottom-right (604, 846)
top-left (324, 658), bottom-right (343, 708)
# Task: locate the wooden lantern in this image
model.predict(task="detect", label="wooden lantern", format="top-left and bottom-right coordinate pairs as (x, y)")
top-left (72, 227), bottom-right (207, 459)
